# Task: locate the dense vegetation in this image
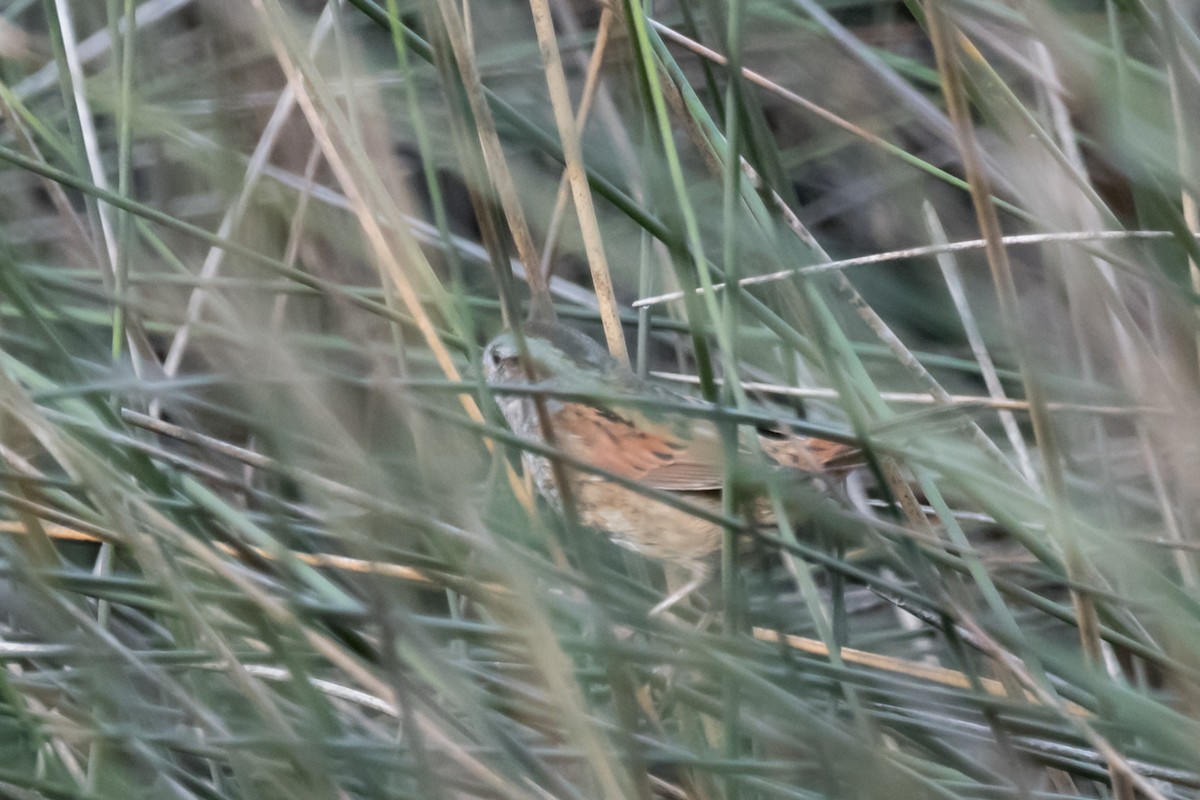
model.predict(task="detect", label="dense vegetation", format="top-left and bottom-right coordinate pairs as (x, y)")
top-left (0, 1), bottom-right (1197, 798)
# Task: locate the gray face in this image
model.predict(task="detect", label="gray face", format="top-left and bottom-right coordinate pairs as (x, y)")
top-left (482, 323), bottom-right (621, 387)
top-left (481, 334), bottom-right (524, 384)
top-left (481, 327), bottom-right (580, 501)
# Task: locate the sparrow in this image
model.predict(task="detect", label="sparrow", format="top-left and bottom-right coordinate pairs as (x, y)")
top-left (483, 321), bottom-right (860, 615)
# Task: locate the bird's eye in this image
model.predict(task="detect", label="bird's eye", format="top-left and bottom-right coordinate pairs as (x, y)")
top-left (489, 348), bottom-right (504, 368)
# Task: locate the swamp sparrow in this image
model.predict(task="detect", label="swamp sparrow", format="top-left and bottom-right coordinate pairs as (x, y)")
top-left (483, 322), bottom-right (859, 614)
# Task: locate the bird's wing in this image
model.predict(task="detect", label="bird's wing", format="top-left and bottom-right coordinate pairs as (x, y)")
top-left (554, 404), bottom-right (726, 491)
top-left (638, 422), bottom-right (865, 488)
top-left (757, 432), bottom-right (863, 472)
top-left (638, 415), bottom-right (729, 490)
top-left (553, 401), bottom-right (861, 491)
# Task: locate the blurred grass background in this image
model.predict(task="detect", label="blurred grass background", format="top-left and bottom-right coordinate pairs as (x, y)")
top-left (0, 0), bottom-right (1198, 798)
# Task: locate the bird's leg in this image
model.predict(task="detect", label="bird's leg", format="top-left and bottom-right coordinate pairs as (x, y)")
top-left (649, 561), bottom-right (710, 617)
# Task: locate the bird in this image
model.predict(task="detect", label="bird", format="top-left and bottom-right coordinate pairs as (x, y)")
top-left (482, 321), bottom-right (861, 615)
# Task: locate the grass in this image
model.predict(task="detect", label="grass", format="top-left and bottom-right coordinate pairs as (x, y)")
top-left (0, 0), bottom-right (1198, 798)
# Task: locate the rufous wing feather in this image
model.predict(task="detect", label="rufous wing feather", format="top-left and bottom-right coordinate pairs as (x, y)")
top-left (758, 432), bottom-right (862, 472)
top-left (554, 404), bottom-right (860, 489)
top-left (554, 404), bottom-right (726, 490)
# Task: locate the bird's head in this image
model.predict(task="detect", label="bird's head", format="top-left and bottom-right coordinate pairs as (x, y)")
top-left (482, 322), bottom-right (620, 386)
